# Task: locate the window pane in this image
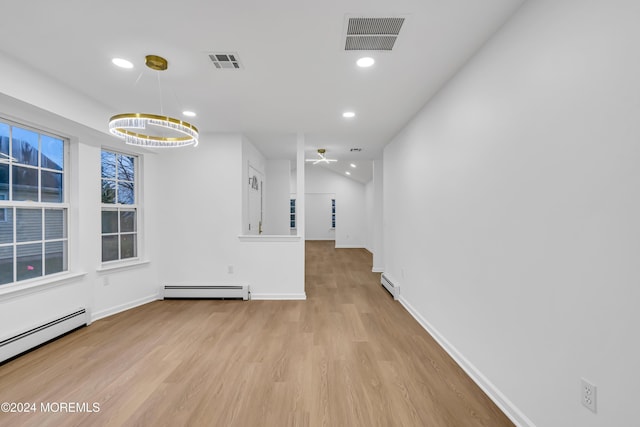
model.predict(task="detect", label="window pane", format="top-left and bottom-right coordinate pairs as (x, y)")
top-left (0, 122), bottom-right (9, 159)
top-left (45, 209), bottom-right (66, 240)
top-left (102, 235), bottom-right (118, 262)
top-left (121, 234), bottom-right (137, 259)
top-left (17, 208), bottom-right (42, 242)
top-left (101, 210), bottom-right (118, 233)
top-left (0, 207), bottom-right (11, 244)
top-left (12, 127), bottom-right (39, 167)
top-left (0, 245), bottom-right (13, 285)
top-left (41, 170), bottom-right (63, 202)
top-left (102, 179), bottom-right (116, 204)
top-left (0, 164), bottom-right (7, 199)
top-left (17, 243), bottom-right (42, 281)
top-left (13, 166), bottom-right (38, 201)
top-left (45, 241), bottom-right (66, 275)
top-left (117, 155), bottom-right (135, 182)
top-left (101, 151), bottom-right (116, 178)
top-left (118, 182), bottom-right (134, 204)
top-left (41, 135), bottom-right (63, 171)
top-left (120, 210), bottom-right (136, 233)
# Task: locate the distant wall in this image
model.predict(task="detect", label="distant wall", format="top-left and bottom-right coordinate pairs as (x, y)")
top-left (304, 167), bottom-right (366, 248)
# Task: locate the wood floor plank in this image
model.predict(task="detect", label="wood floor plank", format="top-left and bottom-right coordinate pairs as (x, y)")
top-left (0, 241), bottom-right (513, 426)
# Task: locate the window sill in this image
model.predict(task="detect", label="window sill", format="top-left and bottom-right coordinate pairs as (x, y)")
top-left (238, 235), bottom-right (302, 242)
top-left (0, 271), bottom-right (87, 301)
top-left (97, 259), bottom-right (150, 273)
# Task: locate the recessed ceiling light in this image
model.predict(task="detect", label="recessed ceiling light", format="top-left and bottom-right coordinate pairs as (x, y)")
top-left (345, 171), bottom-right (351, 175)
top-left (342, 111), bottom-right (355, 118)
top-left (112, 58), bottom-right (133, 69)
top-left (350, 163), bottom-right (356, 168)
top-left (182, 111), bottom-right (197, 117)
top-left (356, 57), bottom-right (375, 68)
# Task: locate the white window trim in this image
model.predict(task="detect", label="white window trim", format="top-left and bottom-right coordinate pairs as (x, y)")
top-left (96, 258), bottom-right (150, 273)
top-left (0, 271), bottom-right (86, 301)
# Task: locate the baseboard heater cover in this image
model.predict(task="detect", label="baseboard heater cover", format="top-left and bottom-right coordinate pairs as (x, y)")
top-left (381, 273), bottom-right (400, 300)
top-left (163, 285), bottom-right (249, 300)
top-left (0, 308), bottom-right (88, 364)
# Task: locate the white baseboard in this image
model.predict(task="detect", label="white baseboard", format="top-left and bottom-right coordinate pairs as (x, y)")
top-left (372, 266), bottom-right (384, 273)
top-left (398, 295), bottom-right (534, 427)
top-left (91, 293), bottom-right (160, 322)
top-left (250, 293), bottom-right (307, 300)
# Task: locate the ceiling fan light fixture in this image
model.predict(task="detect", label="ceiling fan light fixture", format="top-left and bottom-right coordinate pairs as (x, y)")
top-left (305, 148), bottom-right (337, 164)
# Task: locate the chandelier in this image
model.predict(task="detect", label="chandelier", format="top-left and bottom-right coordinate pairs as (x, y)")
top-left (108, 55), bottom-right (199, 148)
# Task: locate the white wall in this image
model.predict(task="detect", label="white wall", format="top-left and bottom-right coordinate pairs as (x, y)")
top-left (365, 181), bottom-right (374, 251)
top-left (305, 167), bottom-right (366, 248)
top-left (365, 159), bottom-right (384, 272)
top-left (264, 159), bottom-right (291, 235)
top-left (383, 1), bottom-right (640, 426)
top-left (371, 159), bottom-right (383, 272)
top-left (305, 193), bottom-right (335, 240)
top-left (155, 133), bottom-right (305, 300)
top-left (0, 52), bottom-right (110, 135)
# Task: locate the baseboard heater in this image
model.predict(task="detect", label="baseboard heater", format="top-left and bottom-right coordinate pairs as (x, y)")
top-left (0, 308), bottom-right (88, 364)
top-left (381, 273), bottom-right (400, 300)
top-left (163, 285), bottom-right (249, 300)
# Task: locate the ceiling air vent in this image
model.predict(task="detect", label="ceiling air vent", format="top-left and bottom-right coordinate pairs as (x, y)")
top-left (208, 52), bottom-right (242, 69)
top-left (344, 17), bottom-right (405, 51)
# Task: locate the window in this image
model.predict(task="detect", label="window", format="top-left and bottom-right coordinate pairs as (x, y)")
top-left (331, 198), bottom-right (336, 229)
top-left (290, 198), bottom-right (296, 229)
top-left (101, 150), bottom-right (137, 263)
top-left (0, 119), bottom-right (68, 286)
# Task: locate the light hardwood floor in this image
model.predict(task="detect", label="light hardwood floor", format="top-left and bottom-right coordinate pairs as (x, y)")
top-left (0, 241), bottom-right (513, 427)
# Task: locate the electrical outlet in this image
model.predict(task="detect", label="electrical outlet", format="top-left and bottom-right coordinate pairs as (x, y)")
top-left (581, 378), bottom-right (597, 413)
top-left (227, 265), bottom-right (234, 274)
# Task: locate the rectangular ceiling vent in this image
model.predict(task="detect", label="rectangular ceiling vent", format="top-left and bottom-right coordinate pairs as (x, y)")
top-left (345, 17), bottom-right (405, 51)
top-left (208, 52), bottom-right (242, 69)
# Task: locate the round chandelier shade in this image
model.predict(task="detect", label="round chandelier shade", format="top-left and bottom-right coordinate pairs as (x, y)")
top-left (109, 113), bottom-right (199, 148)
top-left (108, 55), bottom-right (199, 148)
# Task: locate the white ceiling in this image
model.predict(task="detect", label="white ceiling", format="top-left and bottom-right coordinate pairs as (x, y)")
top-left (0, 0), bottom-right (523, 183)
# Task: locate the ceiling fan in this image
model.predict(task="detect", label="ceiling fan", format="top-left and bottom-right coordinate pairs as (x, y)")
top-left (305, 148), bottom-right (337, 165)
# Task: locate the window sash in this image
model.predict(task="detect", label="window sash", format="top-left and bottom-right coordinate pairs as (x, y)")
top-left (100, 149), bottom-right (139, 264)
top-left (0, 118), bottom-right (67, 286)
